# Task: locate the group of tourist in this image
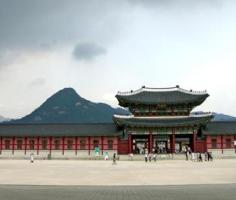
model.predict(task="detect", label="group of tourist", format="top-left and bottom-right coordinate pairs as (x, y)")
top-left (184, 146), bottom-right (213, 162)
top-left (143, 148), bottom-right (157, 162)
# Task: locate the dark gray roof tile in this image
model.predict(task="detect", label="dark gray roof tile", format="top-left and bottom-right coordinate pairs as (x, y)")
top-left (0, 123), bottom-right (121, 137)
top-left (116, 86), bottom-right (209, 107)
top-left (203, 121), bottom-right (236, 135)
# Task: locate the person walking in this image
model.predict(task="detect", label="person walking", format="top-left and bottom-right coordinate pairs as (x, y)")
top-left (184, 146), bottom-right (188, 161)
top-left (144, 153), bottom-right (148, 162)
top-left (30, 153), bottom-right (34, 163)
top-left (112, 153), bottom-right (117, 165)
top-left (104, 151), bottom-right (109, 160)
top-left (148, 153), bottom-right (152, 162)
top-left (191, 151), bottom-right (195, 161)
top-left (153, 153), bottom-right (157, 162)
top-left (198, 152), bottom-right (203, 162)
top-left (208, 152), bottom-right (213, 161)
top-left (204, 151), bottom-right (208, 161)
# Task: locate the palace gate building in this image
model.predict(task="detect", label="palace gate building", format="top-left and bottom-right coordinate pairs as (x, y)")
top-left (113, 86), bottom-right (213, 154)
top-left (0, 86), bottom-right (236, 159)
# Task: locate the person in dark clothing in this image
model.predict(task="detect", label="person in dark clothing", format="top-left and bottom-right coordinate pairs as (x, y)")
top-left (148, 153), bottom-right (152, 162)
top-left (112, 153), bottom-right (117, 165)
top-left (205, 152), bottom-right (208, 161)
top-left (184, 146), bottom-right (188, 161)
top-left (145, 153), bottom-right (148, 162)
top-left (208, 152), bottom-right (213, 161)
top-left (198, 152), bottom-right (203, 162)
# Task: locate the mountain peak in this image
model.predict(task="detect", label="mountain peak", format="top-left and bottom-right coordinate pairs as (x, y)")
top-left (55, 87), bottom-right (80, 97)
top-left (9, 87), bottom-right (129, 123)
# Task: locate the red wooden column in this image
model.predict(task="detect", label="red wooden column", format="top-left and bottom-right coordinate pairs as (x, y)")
top-left (62, 137), bottom-right (65, 155)
top-left (49, 137), bottom-right (52, 155)
top-left (0, 137), bottom-right (2, 155)
top-left (24, 137), bottom-right (27, 155)
top-left (101, 136), bottom-right (104, 155)
top-left (148, 131), bottom-right (153, 153)
top-left (221, 135), bottom-right (224, 154)
top-left (192, 131), bottom-right (197, 152)
top-left (88, 136), bottom-right (91, 155)
top-left (37, 137), bottom-right (40, 155)
top-left (128, 134), bottom-right (132, 154)
top-left (170, 130), bottom-right (176, 153)
top-left (234, 135), bottom-right (236, 153)
top-left (75, 136), bottom-right (78, 155)
top-left (12, 137), bottom-right (15, 155)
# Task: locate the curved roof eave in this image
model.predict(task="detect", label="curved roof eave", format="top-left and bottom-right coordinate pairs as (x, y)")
top-left (116, 86), bottom-right (209, 107)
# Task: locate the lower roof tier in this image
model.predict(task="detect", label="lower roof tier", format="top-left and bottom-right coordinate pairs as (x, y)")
top-left (202, 121), bottom-right (236, 135)
top-left (0, 120), bottom-right (236, 137)
top-left (0, 123), bottom-right (121, 137)
top-left (113, 113), bottom-right (213, 128)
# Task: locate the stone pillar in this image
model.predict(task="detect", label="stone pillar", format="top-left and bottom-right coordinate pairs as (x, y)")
top-left (128, 134), bottom-right (132, 154)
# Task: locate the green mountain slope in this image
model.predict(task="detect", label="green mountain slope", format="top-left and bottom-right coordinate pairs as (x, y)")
top-left (10, 88), bottom-right (128, 123)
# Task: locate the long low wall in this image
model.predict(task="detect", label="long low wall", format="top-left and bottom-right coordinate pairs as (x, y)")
top-left (1, 150), bottom-right (236, 160)
top-left (208, 148), bottom-right (236, 158)
top-left (0, 150), bottom-right (118, 160)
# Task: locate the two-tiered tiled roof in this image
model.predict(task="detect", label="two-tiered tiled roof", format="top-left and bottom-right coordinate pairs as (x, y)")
top-left (114, 86), bottom-right (212, 128)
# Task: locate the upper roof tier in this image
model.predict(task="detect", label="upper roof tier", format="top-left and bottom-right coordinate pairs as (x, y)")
top-left (116, 86), bottom-right (209, 107)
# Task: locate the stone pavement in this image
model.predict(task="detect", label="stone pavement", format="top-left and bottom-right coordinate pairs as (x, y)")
top-left (0, 184), bottom-right (236, 200)
top-left (0, 159), bottom-right (236, 186)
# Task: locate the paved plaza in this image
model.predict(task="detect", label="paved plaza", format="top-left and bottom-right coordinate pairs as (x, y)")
top-left (0, 159), bottom-right (236, 185)
top-left (0, 184), bottom-right (236, 200)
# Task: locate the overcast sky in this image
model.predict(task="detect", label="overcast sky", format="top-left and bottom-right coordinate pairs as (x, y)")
top-left (0, 0), bottom-right (236, 118)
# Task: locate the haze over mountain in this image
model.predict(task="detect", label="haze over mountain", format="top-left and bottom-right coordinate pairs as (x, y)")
top-left (0, 115), bottom-right (10, 122)
top-left (211, 112), bottom-right (236, 121)
top-left (192, 112), bottom-right (236, 121)
top-left (8, 88), bottom-right (128, 123)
